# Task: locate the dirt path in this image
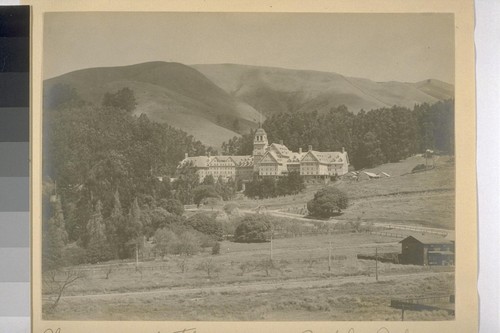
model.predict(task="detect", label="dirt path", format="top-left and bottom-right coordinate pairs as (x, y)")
top-left (187, 207), bottom-right (453, 235)
top-left (45, 271), bottom-right (452, 301)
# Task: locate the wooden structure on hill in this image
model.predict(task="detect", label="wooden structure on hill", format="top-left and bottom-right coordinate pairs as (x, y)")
top-left (399, 235), bottom-right (455, 266)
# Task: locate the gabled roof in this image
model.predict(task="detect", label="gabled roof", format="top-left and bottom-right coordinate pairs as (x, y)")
top-left (287, 151), bottom-right (306, 164)
top-left (302, 150), bottom-right (347, 164)
top-left (208, 156), bottom-right (236, 166)
top-left (231, 155), bottom-right (254, 167)
top-left (260, 151), bottom-right (286, 165)
top-left (399, 235), bottom-right (454, 245)
top-left (269, 143), bottom-right (292, 157)
top-left (178, 156), bottom-right (210, 168)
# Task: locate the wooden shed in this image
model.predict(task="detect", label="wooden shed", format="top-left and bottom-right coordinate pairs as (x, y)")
top-left (399, 235), bottom-right (455, 266)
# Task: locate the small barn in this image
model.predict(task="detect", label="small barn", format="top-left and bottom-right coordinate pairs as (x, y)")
top-left (399, 235), bottom-right (455, 266)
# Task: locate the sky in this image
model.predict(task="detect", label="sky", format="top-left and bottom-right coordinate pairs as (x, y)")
top-left (43, 12), bottom-right (454, 84)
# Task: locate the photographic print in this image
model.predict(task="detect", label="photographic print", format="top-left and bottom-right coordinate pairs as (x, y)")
top-left (30, 1), bottom-right (478, 332)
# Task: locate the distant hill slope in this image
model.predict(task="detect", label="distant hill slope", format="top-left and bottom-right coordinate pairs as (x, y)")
top-left (44, 62), bottom-right (264, 149)
top-left (45, 61), bottom-right (454, 149)
top-left (192, 64), bottom-right (454, 116)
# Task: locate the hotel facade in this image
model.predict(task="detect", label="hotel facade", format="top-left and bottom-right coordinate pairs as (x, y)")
top-left (178, 127), bottom-right (349, 183)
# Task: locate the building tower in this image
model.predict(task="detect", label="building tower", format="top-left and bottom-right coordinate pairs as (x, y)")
top-left (253, 125), bottom-right (269, 172)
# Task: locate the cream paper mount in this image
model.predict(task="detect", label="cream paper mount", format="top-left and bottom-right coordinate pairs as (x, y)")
top-left (28, 0), bottom-right (477, 332)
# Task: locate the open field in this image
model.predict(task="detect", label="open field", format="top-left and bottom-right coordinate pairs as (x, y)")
top-left (43, 233), bottom-right (454, 320)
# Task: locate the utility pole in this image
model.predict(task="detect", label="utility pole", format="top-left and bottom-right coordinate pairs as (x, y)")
top-left (401, 304), bottom-right (405, 321)
top-left (328, 233), bottom-right (332, 272)
top-left (135, 243), bottom-right (139, 270)
top-left (270, 232), bottom-right (273, 260)
top-left (375, 247), bottom-right (379, 281)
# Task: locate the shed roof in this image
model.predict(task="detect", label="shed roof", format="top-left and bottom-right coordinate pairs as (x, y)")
top-left (428, 250), bottom-right (455, 255)
top-left (399, 235), bottom-right (454, 245)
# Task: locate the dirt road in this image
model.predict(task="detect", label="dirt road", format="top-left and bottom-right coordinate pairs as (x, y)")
top-left (45, 271), bottom-right (452, 301)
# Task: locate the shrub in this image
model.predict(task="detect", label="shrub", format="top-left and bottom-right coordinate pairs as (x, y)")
top-left (174, 231), bottom-right (202, 256)
top-left (223, 203), bottom-right (239, 215)
top-left (186, 213), bottom-right (223, 240)
top-left (412, 163), bottom-right (427, 173)
top-left (212, 242), bottom-right (221, 255)
top-left (153, 228), bottom-right (178, 258)
top-left (234, 215), bottom-right (271, 243)
top-left (307, 187), bottom-right (348, 218)
top-left (193, 185), bottom-right (220, 207)
top-left (159, 198), bottom-right (184, 216)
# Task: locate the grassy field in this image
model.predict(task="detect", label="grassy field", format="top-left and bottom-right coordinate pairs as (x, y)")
top-left (43, 233), bottom-right (454, 321)
top-left (237, 155), bottom-right (455, 230)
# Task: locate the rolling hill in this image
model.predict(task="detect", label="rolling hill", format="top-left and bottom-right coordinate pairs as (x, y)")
top-left (193, 64), bottom-right (454, 116)
top-left (44, 62), bottom-right (263, 149)
top-left (44, 61), bottom-right (454, 149)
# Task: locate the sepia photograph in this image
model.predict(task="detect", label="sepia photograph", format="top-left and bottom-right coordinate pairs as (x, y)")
top-left (33, 5), bottom-right (474, 329)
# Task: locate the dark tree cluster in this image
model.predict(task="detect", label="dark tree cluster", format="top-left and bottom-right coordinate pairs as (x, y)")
top-left (244, 172), bottom-right (305, 199)
top-left (225, 101), bottom-right (454, 170)
top-left (42, 84), bottom-right (219, 268)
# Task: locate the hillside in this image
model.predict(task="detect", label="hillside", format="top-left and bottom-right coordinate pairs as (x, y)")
top-left (234, 155), bottom-right (455, 230)
top-left (193, 64), bottom-right (454, 116)
top-left (44, 62), bottom-right (263, 149)
top-left (44, 61), bottom-right (454, 149)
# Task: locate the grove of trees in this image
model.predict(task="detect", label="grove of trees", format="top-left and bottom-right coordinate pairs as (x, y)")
top-left (222, 101), bottom-right (454, 170)
top-left (42, 84), bottom-right (222, 269)
top-left (244, 171), bottom-right (305, 199)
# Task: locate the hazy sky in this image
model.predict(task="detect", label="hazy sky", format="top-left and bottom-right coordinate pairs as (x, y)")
top-left (43, 12), bottom-right (454, 83)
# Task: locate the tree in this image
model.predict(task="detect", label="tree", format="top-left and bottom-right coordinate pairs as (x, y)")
top-left (85, 200), bottom-right (114, 263)
top-left (186, 213), bottom-right (223, 240)
top-left (158, 198), bottom-right (184, 216)
top-left (192, 185), bottom-right (220, 208)
top-left (43, 269), bottom-right (86, 310)
top-left (43, 196), bottom-right (68, 271)
top-left (234, 215), bottom-right (271, 243)
top-left (153, 228), bottom-right (178, 258)
top-left (197, 258), bottom-right (221, 278)
top-left (212, 242), bottom-right (221, 255)
top-left (102, 87), bottom-right (137, 112)
top-left (201, 174), bottom-right (215, 186)
top-left (307, 187), bottom-right (348, 218)
top-left (174, 231), bottom-right (201, 256)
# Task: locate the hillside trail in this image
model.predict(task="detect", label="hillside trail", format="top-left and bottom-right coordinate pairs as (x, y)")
top-left (186, 207), bottom-right (452, 235)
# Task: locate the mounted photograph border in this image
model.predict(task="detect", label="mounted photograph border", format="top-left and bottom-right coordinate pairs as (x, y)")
top-left (27, 0), bottom-right (477, 332)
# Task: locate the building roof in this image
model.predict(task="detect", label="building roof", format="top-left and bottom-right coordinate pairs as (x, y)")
top-left (255, 127), bottom-right (267, 136)
top-left (179, 155), bottom-right (255, 168)
top-left (428, 250), bottom-right (455, 255)
top-left (269, 143), bottom-right (292, 157)
top-left (307, 151), bottom-right (347, 164)
top-left (399, 235), bottom-right (454, 245)
top-left (231, 155), bottom-right (254, 167)
top-left (287, 151), bottom-right (306, 164)
top-left (178, 156), bottom-right (210, 168)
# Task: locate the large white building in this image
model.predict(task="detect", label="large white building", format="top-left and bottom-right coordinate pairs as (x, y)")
top-left (178, 126), bottom-right (349, 183)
